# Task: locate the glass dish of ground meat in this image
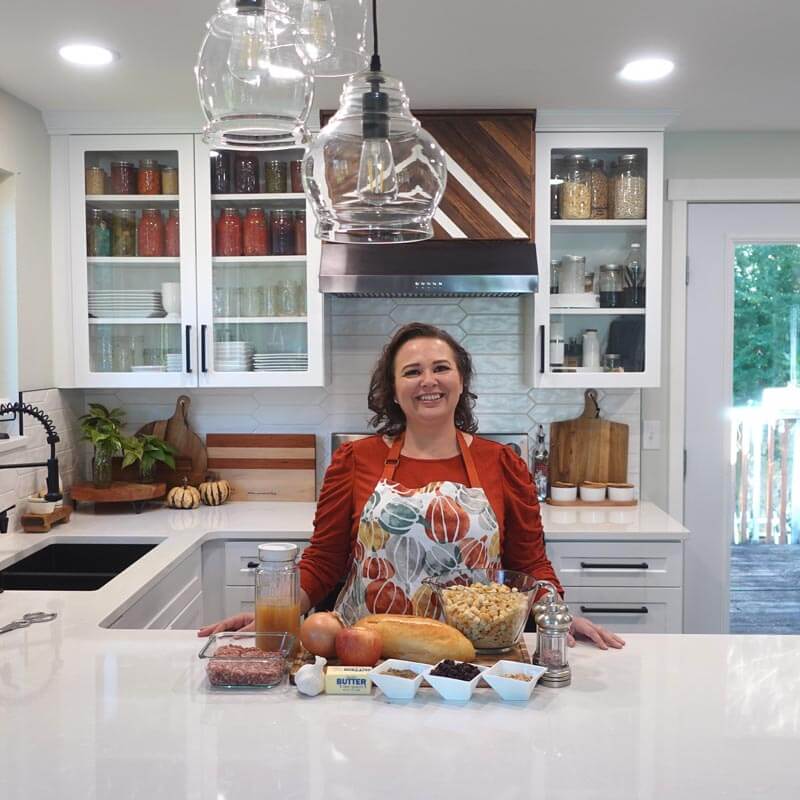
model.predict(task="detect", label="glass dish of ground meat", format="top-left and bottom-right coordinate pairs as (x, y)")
top-left (198, 632), bottom-right (295, 689)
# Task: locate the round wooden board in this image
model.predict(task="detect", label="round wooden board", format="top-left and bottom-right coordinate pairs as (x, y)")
top-left (70, 481), bottom-right (167, 503)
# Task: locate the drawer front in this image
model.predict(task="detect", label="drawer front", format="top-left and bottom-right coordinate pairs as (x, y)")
top-left (546, 541), bottom-right (683, 588)
top-left (170, 591), bottom-right (204, 630)
top-left (224, 540), bottom-right (310, 586)
top-left (224, 586), bottom-right (256, 618)
top-left (564, 587), bottom-right (683, 633)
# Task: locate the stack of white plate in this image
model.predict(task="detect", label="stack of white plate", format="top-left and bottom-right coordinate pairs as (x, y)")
top-left (215, 341), bottom-right (254, 372)
top-left (89, 290), bottom-right (166, 319)
top-left (253, 353), bottom-right (308, 372)
top-left (166, 353), bottom-right (183, 373)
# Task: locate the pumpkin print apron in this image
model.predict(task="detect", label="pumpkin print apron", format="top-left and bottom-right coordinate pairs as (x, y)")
top-left (334, 431), bottom-right (503, 626)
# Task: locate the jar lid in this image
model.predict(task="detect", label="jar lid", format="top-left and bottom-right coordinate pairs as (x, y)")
top-left (139, 159), bottom-right (159, 167)
top-left (584, 328), bottom-right (598, 333)
top-left (600, 263), bottom-right (624, 272)
top-left (111, 161), bottom-right (134, 167)
top-left (247, 207), bottom-right (266, 212)
top-left (620, 153), bottom-right (640, 163)
top-left (565, 153), bottom-right (588, 164)
top-left (162, 166), bottom-right (177, 172)
top-left (258, 543), bottom-right (298, 563)
top-left (561, 254), bottom-right (586, 264)
top-left (221, 207), bottom-right (240, 213)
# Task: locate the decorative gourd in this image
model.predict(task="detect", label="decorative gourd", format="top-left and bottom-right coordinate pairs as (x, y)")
top-left (166, 479), bottom-right (201, 510)
top-left (199, 478), bottom-right (231, 506)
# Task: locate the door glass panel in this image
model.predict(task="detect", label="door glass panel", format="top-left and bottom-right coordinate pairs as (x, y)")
top-left (84, 149), bottom-right (183, 375)
top-left (208, 148), bottom-right (309, 374)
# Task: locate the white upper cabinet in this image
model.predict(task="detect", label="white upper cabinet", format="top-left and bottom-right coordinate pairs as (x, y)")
top-left (60, 133), bottom-right (325, 388)
top-left (532, 131), bottom-right (664, 388)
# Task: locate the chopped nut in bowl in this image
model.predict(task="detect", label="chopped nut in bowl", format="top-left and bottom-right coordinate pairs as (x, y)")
top-left (423, 569), bottom-right (552, 654)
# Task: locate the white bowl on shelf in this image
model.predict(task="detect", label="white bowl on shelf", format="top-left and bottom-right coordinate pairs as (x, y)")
top-left (607, 483), bottom-right (635, 502)
top-left (26, 496), bottom-right (56, 515)
top-left (481, 661), bottom-right (547, 702)
top-left (369, 659), bottom-right (432, 702)
top-left (579, 484), bottom-right (607, 503)
top-left (550, 484), bottom-right (577, 502)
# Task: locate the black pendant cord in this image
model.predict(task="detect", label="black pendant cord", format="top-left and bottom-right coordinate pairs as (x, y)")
top-left (370, 0), bottom-right (381, 72)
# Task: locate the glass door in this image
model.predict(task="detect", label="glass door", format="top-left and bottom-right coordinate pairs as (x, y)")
top-left (194, 138), bottom-right (324, 387)
top-left (69, 135), bottom-right (197, 387)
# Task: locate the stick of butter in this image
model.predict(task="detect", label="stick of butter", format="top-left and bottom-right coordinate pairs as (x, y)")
top-left (324, 666), bottom-right (373, 695)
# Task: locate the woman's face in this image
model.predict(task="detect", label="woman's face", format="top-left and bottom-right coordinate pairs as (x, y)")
top-left (393, 337), bottom-right (464, 428)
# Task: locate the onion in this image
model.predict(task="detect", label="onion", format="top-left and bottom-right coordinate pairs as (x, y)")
top-left (299, 612), bottom-right (344, 657)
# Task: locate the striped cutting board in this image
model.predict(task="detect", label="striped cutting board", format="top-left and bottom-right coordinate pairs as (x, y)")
top-left (206, 434), bottom-right (316, 502)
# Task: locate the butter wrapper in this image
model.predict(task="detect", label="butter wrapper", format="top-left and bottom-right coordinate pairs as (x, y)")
top-left (325, 666), bottom-right (373, 695)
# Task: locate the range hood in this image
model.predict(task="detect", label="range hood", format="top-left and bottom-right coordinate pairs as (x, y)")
top-left (319, 240), bottom-right (539, 297)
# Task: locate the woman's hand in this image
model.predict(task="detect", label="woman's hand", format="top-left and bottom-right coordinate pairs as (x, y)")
top-left (567, 616), bottom-right (625, 650)
top-left (197, 612), bottom-right (255, 637)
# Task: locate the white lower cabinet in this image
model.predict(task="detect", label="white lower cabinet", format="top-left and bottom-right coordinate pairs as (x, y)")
top-left (547, 539), bottom-right (684, 633)
top-left (109, 549), bottom-right (202, 630)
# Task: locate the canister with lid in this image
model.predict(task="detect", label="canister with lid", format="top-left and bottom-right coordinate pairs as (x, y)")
top-left (110, 161), bottom-right (136, 195)
top-left (254, 543), bottom-right (301, 651)
top-left (582, 329), bottom-right (600, 370)
top-left (613, 154), bottom-right (646, 219)
top-left (598, 264), bottom-right (625, 308)
top-left (549, 321), bottom-right (565, 366)
top-left (559, 154), bottom-right (591, 219)
top-left (559, 255), bottom-right (586, 295)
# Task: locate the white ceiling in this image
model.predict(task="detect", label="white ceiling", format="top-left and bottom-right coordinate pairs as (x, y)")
top-left (1, 0), bottom-right (799, 131)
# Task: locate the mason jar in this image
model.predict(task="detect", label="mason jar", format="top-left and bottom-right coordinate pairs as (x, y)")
top-left (559, 154), bottom-right (591, 219)
top-left (254, 543), bottom-right (301, 651)
top-left (613, 154), bottom-right (646, 219)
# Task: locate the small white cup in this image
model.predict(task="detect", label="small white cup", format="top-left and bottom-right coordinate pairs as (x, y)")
top-left (161, 282), bottom-right (181, 315)
top-left (550, 484), bottom-right (577, 502)
top-left (579, 484), bottom-right (607, 503)
top-left (608, 484), bottom-right (635, 503)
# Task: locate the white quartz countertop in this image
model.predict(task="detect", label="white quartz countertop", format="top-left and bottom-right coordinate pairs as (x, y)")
top-left (1, 626), bottom-right (797, 800)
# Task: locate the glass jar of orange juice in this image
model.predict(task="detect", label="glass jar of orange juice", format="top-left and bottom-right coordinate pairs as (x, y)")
top-left (255, 543), bottom-right (301, 651)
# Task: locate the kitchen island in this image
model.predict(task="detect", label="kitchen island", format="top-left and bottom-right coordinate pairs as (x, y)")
top-left (5, 503), bottom-right (792, 800)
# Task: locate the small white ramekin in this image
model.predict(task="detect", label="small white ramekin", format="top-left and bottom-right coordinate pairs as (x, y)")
top-left (579, 484), bottom-right (607, 503)
top-left (550, 484), bottom-right (577, 502)
top-left (608, 484), bottom-right (635, 502)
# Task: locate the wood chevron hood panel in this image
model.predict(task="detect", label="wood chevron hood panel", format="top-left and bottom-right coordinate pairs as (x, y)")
top-left (319, 109), bottom-right (536, 241)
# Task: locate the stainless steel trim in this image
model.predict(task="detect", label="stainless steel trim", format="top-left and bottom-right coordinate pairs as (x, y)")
top-left (319, 274), bottom-right (538, 297)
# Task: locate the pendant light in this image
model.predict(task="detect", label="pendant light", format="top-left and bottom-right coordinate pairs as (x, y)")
top-left (295, 0), bottom-right (369, 78)
top-left (302, 0), bottom-right (447, 243)
top-left (196, 0), bottom-right (314, 150)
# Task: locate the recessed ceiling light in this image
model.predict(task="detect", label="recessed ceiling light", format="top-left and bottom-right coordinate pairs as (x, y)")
top-left (619, 58), bottom-right (674, 82)
top-left (59, 44), bottom-right (117, 66)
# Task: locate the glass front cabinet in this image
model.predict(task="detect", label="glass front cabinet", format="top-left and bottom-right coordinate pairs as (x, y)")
top-left (533, 131), bottom-right (663, 388)
top-left (66, 134), bottom-right (324, 388)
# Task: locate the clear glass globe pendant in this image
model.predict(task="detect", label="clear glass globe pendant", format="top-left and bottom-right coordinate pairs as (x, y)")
top-left (196, 0), bottom-right (314, 150)
top-left (303, 64), bottom-right (447, 242)
top-left (294, 0), bottom-right (369, 78)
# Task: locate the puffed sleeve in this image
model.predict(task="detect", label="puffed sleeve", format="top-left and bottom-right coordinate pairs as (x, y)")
top-left (499, 447), bottom-right (564, 596)
top-left (299, 442), bottom-right (356, 608)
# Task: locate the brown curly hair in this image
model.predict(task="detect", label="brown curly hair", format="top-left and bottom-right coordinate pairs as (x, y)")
top-left (367, 322), bottom-right (478, 436)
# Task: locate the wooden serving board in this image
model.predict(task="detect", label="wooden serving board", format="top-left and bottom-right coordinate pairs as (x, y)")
top-left (546, 498), bottom-right (638, 508)
top-left (206, 433), bottom-right (316, 502)
top-left (289, 638), bottom-right (532, 683)
top-left (549, 389), bottom-right (629, 487)
top-left (135, 395), bottom-right (207, 488)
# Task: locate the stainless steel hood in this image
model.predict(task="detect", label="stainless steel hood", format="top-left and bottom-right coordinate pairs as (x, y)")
top-left (319, 240), bottom-right (538, 297)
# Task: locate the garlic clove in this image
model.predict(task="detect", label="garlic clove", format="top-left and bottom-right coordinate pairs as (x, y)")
top-left (295, 655), bottom-right (326, 696)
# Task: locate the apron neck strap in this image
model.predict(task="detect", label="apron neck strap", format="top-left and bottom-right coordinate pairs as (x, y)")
top-left (381, 430), bottom-right (482, 487)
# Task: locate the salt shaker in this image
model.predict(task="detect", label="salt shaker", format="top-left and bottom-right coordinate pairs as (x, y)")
top-left (533, 588), bottom-right (573, 688)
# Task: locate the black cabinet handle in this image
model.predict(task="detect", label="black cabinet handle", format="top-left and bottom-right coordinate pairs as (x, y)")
top-left (185, 325), bottom-right (192, 373)
top-left (201, 324), bottom-right (208, 373)
top-left (580, 606), bottom-right (649, 615)
top-left (539, 324), bottom-right (545, 374)
top-left (246, 561), bottom-right (258, 569)
top-left (579, 562), bottom-right (649, 570)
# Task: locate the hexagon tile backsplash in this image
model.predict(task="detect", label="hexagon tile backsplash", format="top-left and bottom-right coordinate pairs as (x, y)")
top-left (86, 297), bottom-right (642, 493)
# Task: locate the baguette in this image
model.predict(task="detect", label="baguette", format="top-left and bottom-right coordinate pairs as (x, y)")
top-left (354, 614), bottom-right (476, 663)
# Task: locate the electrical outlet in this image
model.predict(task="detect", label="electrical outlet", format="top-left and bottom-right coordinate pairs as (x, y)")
top-left (642, 420), bottom-right (661, 450)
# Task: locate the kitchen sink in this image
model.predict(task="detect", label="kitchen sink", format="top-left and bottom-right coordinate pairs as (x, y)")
top-left (0, 543), bottom-right (157, 591)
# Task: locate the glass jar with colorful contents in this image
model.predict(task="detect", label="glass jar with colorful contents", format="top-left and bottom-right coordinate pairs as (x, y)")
top-left (165, 209), bottom-right (180, 257)
top-left (138, 209), bottom-right (165, 257)
top-left (264, 160), bottom-right (288, 193)
top-left (243, 208), bottom-right (269, 256)
top-left (85, 166), bottom-right (106, 195)
top-left (293, 210), bottom-right (306, 255)
top-left (111, 209), bottom-right (137, 256)
top-left (210, 150), bottom-right (231, 194)
top-left (271, 209), bottom-right (295, 255)
top-left (559, 154), bottom-right (591, 219)
top-left (235, 152), bottom-right (260, 193)
top-left (137, 159), bottom-right (161, 194)
top-left (216, 208), bottom-right (243, 257)
top-left (290, 160), bottom-right (303, 192)
top-left (110, 161), bottom-right (136, 194)
top-left (86, 208), bottom-right (111, 257)
top-left (161, 166), bottom-right (179, 195)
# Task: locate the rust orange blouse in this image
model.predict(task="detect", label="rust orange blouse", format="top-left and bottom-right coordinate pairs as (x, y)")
top-left (299, 435), bottom-right (563, 607)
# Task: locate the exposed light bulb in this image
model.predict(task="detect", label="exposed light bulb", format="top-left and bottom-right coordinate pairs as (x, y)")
top-left (227, 9), bottom-right (271, 85)
top-left (299, 0), bottom-right (336, 62)
top-left (356, 138), bottom-right (398, 205)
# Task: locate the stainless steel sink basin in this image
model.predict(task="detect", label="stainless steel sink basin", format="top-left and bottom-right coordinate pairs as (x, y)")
top-left (0, 543), bottom-right (157, 591)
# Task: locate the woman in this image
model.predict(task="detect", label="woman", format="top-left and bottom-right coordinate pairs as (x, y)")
top-left (200, 323), bottom-right (623, 650)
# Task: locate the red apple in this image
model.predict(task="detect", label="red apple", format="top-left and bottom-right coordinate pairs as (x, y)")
top-left (335, 626), bottom-right (382, 667)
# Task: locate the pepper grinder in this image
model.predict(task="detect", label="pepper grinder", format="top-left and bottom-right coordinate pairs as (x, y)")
top-left (533, 586), bottom-right (573, 688)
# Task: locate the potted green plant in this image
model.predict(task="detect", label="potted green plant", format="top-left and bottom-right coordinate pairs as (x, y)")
top-left (128, 434), bottom-right (178, 483)
top-left (79, 404), bottom-right (126, 488)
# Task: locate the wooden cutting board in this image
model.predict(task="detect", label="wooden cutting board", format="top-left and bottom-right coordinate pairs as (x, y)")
top-left (135, 395), bottom-right (207, 488)
top-left (548, 389), bottom-right (629, 486)
top-left (206, 433), bottom-right (316, 502)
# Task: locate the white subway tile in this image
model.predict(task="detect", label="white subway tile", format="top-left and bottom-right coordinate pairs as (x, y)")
top-left (461, 315), bottom-right (520, 334)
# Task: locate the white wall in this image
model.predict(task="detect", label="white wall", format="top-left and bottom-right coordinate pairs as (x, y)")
top-left (640, 131), bottom-right (800, 513)
top-left (0, 87), bottom-right (52, 391)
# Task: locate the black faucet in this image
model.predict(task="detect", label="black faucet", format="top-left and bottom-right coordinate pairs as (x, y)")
top-left (0, 401), bottom-right (62, 502)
